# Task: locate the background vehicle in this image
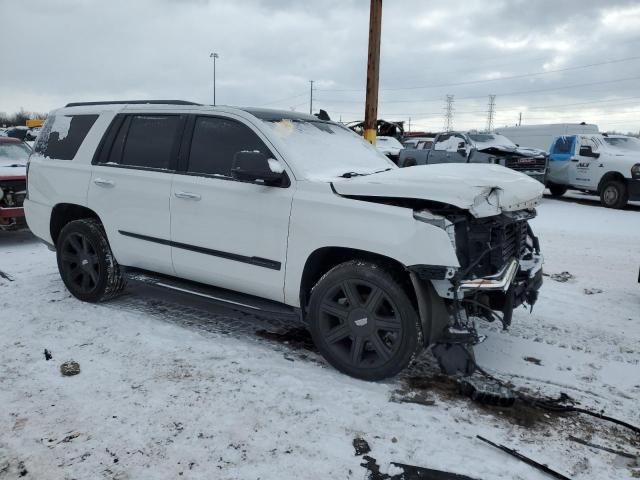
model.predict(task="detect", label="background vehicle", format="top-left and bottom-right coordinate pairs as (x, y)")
top-left (398, 131), bottom-right (547, 183)
top-left (495, 123), bottom-right (599, 152)
top-left (547, 134), bottom-right (640, 208)
top-left (0, 137), bottom-right (30, 230)
top-left (402, 136), bottom-right (434, 150)
top-left (603, 134), bottom-right (640, 151)
top-left (4, 126), bottom-right (29, 141)
top-left (26, 101), bottom-right (543, 381)
top-left (374, 135), bottom-right (404, 163)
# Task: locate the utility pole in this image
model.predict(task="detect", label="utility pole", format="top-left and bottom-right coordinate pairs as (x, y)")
top-left (518, 111), bottom-right (522, 126)
top-left (408, 117), bottom-right (411, 133)
top-left (444, 94), bottom-right (454, 132)
top-left (364, 0), bottom-right (383, 144)
top-left (210, 52), bottom-right (219, 105)
top-left (309, 80), bottom-right (314, 115)
top-left (486, 94), bottom-right (496, 132)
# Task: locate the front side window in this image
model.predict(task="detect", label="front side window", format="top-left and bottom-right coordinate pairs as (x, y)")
top-left (188, 116), bottom-right (272, 177)
top-left (117, 115), bottom-right (182, 170)
top-left (552, 136), bottom-right (575, 155)
top-left (35, 114), bottom-right (98, 160)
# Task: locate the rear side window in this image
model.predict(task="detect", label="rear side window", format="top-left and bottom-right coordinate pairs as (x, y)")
top-left (103, 115), bottom-right (183, 170)
top-left (187, 116), bottom-right (272, 177)
top-left (34, 114), bottom-right (98, 160)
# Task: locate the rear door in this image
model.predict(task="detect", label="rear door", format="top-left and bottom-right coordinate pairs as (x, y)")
top-left (88, 113), bottom-right (185, 275)
top-left (170, 114), bottom-right (294, 302)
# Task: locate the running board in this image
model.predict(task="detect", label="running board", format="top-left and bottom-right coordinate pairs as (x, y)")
top-left (125, 269), bottom-right (302, 322)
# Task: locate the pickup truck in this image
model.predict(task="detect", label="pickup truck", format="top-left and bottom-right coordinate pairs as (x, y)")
top-left (547, 134), bottom-right (640, 208)
top-left (398, 131), bottom-right (547, 184)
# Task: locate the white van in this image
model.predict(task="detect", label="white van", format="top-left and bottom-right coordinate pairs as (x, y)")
top-left (496, 123), bottom-right (599, 152)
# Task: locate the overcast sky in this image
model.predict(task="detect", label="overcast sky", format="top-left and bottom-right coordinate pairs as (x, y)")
top-left (2, 0), bottom-right (640, 132)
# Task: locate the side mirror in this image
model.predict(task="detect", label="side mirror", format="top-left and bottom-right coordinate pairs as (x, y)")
top-left (579, 146), bottom-right (600, 158)
top-left (231, 151), bottom-right (287, 186)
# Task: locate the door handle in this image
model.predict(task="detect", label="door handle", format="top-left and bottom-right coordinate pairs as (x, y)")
top-left (174, 191), bottom-right (201, 201)
top-left (93, 178), bottom-right (115, 187)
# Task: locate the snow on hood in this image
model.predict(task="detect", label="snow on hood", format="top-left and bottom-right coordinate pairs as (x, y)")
top-left (332, 163), bottom-right (544, 218)
top-left (0, 161), bottom-right (27, 178)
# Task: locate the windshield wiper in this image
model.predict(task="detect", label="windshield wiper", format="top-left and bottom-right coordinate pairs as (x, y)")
top-left (340, 168), bottom-right (392, 178)
top-left (340, 171), bottom-right (368, 178)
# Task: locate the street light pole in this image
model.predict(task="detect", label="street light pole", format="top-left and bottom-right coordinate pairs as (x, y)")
top-left (209, 52), bottom-right (219, 105)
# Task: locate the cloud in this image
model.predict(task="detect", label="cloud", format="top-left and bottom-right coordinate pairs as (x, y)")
top-left (1, 0), bottom-right (638, 132)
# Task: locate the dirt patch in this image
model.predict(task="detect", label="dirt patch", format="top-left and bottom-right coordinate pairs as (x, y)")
top-left (255, 327), bottom-right (317, 352)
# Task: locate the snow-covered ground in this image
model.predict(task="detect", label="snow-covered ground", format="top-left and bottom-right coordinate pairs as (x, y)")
top-left (1, 194), bottom-right (639, 480)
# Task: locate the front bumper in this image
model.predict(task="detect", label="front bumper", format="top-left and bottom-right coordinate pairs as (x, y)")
top-left (0, 206), bottom-right (25, 219)
top-left (628, 178), bottom-right (640, 201)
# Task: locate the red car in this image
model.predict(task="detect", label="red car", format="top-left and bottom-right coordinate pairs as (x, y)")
top-left (0, 137), bottom-right (30, 230)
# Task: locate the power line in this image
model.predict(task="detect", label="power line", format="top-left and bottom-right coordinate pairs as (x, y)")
top-left (315, 75), bottom-right (640, 105)
top-left (316, 55), bottom-right (640, 93)
top-left (257, 92), bottom-right (308, 107)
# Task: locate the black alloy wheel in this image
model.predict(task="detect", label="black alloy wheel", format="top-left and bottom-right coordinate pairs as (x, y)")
top-left (59, 232), bottom-right (101, 294)
top-left (56, 218), bottom-right (126, 302)
top-left (308, 261), bottom-right (422, 380)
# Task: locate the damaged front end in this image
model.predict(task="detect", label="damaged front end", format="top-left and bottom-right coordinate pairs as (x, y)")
top-left (410, 207), bottom-right (543, 376)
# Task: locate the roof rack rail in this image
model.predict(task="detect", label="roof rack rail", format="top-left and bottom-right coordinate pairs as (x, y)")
top-left (64, 100), bottom-right (202, 107)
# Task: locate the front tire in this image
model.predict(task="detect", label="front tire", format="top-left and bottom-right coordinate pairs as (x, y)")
top-left (548, 184), bottom-right (568, 197)
top-left (308, 260), bottom-right (422, 381)
top-left (56, 218), bottom-right (126, 302)
top-left (600, 180), bottom-right (628, 209)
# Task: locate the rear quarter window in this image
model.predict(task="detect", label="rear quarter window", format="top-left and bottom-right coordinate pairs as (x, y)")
top-left (35, 114), bottom-right (99, 160)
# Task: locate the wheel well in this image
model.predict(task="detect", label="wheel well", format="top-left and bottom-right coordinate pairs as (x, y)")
top-left (597, 171), bottom-right (626, 193)
top-left (50, 204), bottom-right (100, 245)
top-left (299, 247), bottom-right (416, 313)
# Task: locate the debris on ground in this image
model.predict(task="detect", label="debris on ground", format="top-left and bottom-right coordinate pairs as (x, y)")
top-left (583, 288), bottom-right (603, 295)
top-left (0, 270), bottom-right (14, 282)
top-left (523, 356), bottom-right (542, 365)
top-left (458, 377), bottom-right (516, 407)
top-left (353, 437), bottom-right (371, 456)
top-left (547, 271), bottom-right (574, 282)
top-left (360, 454), bottom-right (481, 480)
top-left (477, 435), bottom-right (571, 480)
top-left (44, 349), bottom-right (52, 361)
top-left (59, 361), bottom-right (81, 376)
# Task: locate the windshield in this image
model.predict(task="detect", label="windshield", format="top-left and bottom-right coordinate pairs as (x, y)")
top-left (261, 119), bottom-right (396, 180)
top-left (468, 133), bottom-right (516, 148)
top-left (604, 136), bottom-right (640, 150)
top-left (0, 143), bottom-right (31, 163)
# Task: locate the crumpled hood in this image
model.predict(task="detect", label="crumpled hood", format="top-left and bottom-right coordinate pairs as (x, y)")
top-left (476, 145), bottom-right (546, 158)
top-left (0, 161), bottom-right (27, 179)
top-left (331, 163), bottom-right (544, 218)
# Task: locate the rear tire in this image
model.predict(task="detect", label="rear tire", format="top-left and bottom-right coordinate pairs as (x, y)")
top-left (56, 218), bottom-right (126, 302)
top-left (308, 260), bottom-right (422, 381)
top-left (600, 180), bottom-right (628, 209)
top-left (548, 184), bottom-right (568, 197)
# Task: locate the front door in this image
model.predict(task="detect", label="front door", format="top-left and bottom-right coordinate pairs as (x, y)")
top-left (570, 136), bottom-right (602, 189)
top-left (170, 114), bottom-right (294, 302)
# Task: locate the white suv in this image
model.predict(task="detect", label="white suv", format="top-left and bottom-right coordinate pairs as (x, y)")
top-left (25, 101), bottom-right (544, 380)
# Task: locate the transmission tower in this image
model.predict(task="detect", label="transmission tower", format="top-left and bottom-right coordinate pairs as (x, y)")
top-left (486, 95), bottom-right (496, 132)
top-left (443, 95), bottom-right (454, 132)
